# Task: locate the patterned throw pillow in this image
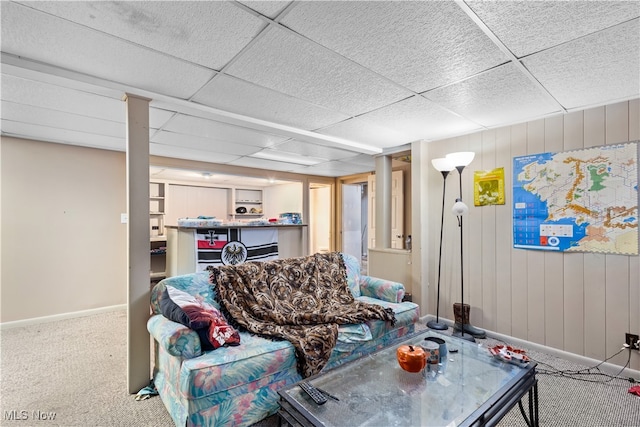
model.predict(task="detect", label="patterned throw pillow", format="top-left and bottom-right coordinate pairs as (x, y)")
top-left (160, 285), bottom-right (240, 350)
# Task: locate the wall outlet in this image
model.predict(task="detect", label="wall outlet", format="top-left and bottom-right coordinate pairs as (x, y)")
top-left (625, 333), bottom-right (639, 350)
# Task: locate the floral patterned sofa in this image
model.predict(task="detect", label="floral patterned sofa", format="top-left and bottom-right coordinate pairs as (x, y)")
top-left (147, 252), bottom-right (420, 427)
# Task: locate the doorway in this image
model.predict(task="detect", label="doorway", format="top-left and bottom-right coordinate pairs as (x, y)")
top-left (309, 183), bottom-right (332, 255)
top-left (341, 182), bottom-right (368, 274)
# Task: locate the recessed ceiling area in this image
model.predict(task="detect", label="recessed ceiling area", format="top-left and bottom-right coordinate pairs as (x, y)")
top-left (1, 1), bottom-right (638, 177)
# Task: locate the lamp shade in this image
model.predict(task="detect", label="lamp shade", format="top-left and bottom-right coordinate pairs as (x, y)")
top-left (452, 199), bottom-right (469, 216)
top-left (446, 151), bottom-right (475, 167)
top-left (431, 157), bottom-right (455, 172)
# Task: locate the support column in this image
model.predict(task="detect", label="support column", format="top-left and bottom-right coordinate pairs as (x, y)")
top-left (124, 93), bottom-right (151, 394)
top-left (374, 155), bottom-right (392, 248)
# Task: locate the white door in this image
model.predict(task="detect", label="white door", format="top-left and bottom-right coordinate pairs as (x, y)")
top-left (368, 170), bottom-right (404, 248)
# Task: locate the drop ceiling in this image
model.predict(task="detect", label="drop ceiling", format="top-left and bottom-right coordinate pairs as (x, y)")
top-left (1, 1), bottom-right (639, 178)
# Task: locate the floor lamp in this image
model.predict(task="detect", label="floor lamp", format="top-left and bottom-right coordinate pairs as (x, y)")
top-left (427, 157), bottom-right (454, 331)
top-left (446, 151), bottom-right (475, 343)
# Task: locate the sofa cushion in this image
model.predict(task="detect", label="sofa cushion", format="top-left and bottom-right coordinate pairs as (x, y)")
top-left (160, 286), bottom-right (240, 351)
top-left (178, 332), bottom-right (298, 400)
top-left (337, 323), bottom-right (372, 343)
top-left (341, 253), bottom-right (362, 297)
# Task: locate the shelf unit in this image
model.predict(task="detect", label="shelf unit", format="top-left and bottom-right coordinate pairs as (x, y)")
top-left (150, 181), bottom-right (166, 281)
top-left (230, 188), bottom-right (264, 218)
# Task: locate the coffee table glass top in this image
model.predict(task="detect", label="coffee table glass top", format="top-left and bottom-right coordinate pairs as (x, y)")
top-left (280, 330), bottom-right (535, 427)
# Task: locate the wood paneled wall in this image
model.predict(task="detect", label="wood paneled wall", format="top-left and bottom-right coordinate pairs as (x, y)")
top-left (423, 100), bottom-right (639, 370)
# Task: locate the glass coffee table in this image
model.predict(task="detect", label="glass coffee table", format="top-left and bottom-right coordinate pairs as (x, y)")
top-left (278, 330), bottom-right (538, 426)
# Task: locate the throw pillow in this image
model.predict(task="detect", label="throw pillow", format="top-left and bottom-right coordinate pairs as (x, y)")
top-left (160, 285), bottom-right (240, 350)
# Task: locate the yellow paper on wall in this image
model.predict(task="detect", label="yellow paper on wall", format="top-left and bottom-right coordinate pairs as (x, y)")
top-left (474, 167), bottom-right (505, 206)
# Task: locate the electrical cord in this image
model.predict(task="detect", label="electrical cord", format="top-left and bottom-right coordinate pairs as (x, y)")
top-left (484, 336), bottom-right (634, 385)
top-left (531, 348), bottom-right (632, 385)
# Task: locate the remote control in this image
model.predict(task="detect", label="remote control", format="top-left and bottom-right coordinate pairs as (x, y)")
top-left (299, 381), bottom-right (327, 405)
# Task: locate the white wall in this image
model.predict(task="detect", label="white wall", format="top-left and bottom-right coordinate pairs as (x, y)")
top-left (263, 182), bottom-right (303, 220)
top-left (1, 137), bottom-right (127, 323)
top-left (421, 99), bottom-right (639, 371)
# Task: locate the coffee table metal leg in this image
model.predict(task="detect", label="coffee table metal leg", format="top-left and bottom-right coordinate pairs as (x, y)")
top-left (517, 381), bottom-right (539, 427)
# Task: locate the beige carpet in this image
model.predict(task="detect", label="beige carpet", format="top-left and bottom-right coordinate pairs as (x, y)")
top-left (0, 310), bottom-right (173, 427)
top-left (1, 310), bottom-right (639, 426)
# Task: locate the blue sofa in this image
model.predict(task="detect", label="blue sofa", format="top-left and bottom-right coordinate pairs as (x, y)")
top-left (147, 253), bottom-right (420, 426)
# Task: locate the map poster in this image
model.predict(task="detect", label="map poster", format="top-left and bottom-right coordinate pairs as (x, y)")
top-left (513, 142), bottom-right (638, 255)
top-left (474, 167), bottom-right (505, 206)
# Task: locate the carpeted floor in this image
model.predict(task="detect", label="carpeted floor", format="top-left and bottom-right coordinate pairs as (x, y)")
top-left (1, 310), bottom-right (638, 426)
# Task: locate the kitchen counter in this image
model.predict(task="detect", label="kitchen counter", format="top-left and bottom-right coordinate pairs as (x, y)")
top-left (165, 224), bottom-right (308, 276)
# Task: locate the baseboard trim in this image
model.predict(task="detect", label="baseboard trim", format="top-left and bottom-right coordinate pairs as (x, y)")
top-left (421, 314), bottom-right (640, 380)
top-left (0, 304), bottom-right (127, 330)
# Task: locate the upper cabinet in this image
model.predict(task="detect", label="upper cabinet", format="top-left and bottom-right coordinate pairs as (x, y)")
top-left (231, 188), bottom-right (264, 217)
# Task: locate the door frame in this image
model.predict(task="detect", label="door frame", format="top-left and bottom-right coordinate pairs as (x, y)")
top-left (336, 173), bottom-right (371, 253)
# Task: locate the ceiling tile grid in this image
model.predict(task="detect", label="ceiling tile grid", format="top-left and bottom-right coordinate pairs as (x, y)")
top-left (2, 119), bottom-right (125, 151)
top-left (2, 0), bottom-right (640, 178)
top-left (1, 74), bottom-right (125, 123)
top-left (225, 26), bottom-right (414, 116)
top-left (269, 139), bottom-right (361, 161)
top-left (280, 1), bottom-right (509, 93)
top-left (523, 19), bottom-right (640, 109)
top-left (238, 1), bottom-right (292, 20)
top-left (151, 131), bottom-right (263, 157)
top-left (425, 63), bottom-right (563, 127)
top-left (20, 1), bottom-right (267, 71)
top-left (467, 0), bottom-right (640, 58)
top-left (2, 101), bottom-right (124, 138)
top-left (150, 143), bottom-right (241, 165)
top-left (191, 74), bottom-right (351, 130)
top-left (229, 155), bottom-right (309, 172)
top-left (316, 116), bottom-right (415, 149)
top-left (161, 114), bottom-right (288, 148)
top-left (1, 2), bottom-right (216, 99)
top-left (356, 95), bottom-right (482, 142)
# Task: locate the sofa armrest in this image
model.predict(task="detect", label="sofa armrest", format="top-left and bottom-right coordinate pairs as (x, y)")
top-left (147, 314), bottom-right (202, 359)
top-left (359, 275), bottom-right (405, 303)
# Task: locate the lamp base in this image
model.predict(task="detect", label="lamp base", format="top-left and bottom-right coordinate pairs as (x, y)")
top-left (452, 330), bottom-right (475, 342)
top-left (426, 320), bottom-right (448, 331)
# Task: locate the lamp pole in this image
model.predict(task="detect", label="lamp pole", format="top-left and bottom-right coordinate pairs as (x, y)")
top-left (427, 158), bottom-right (453, 331)
top-left (447, 152), bottom-right (475, 343)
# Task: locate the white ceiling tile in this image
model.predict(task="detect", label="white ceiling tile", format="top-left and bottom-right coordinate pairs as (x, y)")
top-left (152, 131), bottom-right (262, 156)
top-left (358, 96), bottom-right (482, 142)
top-left (523, 19), bottom-right (640, 110)
top-left (425, 63), bottom-right (562, 127)
top-left (1, 119), bottom-right (124, 151)
top-left (20, 1), bottom-right (266, 70)
top-left (467, 1), bottom-right (640, 57)
top-left (342, 154), bottom-right (376, 168)
top-left (238, 1), bottom-right (292, 19)
top-left (289, 161), bottom-right (370, 177)
top-left (226, 26), bottom-right (413, 116)
top-left (192, 74), bottom-right (350, 130)
top-left (229, 156), bottom-right (301, 172)
top-left (150, 143), bottom-right (241, 164)
top-left (281, 1), bottom-right (509, 93)
top-left (1, 2), bottom-right (215, 99)
top-left (1, 74), bottom-right (125, 122)
top-left (1, 101), bottom-right (124, 137)
top-left (271, 140), bottom-right (360, 161)
top-left (163, 114), bottom-right (287, 148)
top-left (149, 108), bottom-right (176, 130)
top-left (317, 118), bottom-right (414, 149)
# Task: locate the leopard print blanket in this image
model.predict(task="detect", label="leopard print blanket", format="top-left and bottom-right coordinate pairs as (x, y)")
top-left (208, 252), bottom-right (396, 378)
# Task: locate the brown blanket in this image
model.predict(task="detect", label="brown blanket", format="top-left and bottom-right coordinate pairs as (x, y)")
top-left (208, 252), bottom-right (396, 377)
